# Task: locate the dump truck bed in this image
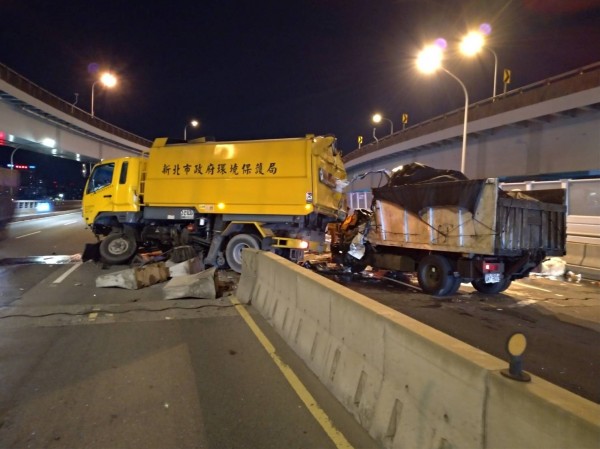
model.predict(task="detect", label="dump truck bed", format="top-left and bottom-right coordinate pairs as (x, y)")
top-left (367, 178), bottom-right (566, 256)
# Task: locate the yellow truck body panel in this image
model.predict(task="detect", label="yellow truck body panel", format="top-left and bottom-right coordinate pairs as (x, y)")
top-left (143, 135), bottom-right (344, 217)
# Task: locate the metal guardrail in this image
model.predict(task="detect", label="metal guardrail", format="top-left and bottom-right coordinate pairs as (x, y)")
top-left (0, 62), bottom-right (152, 148)
top-left (344, 61), bottom-right (600, 163)
top-left (13, 199), bottom-right (82, 217)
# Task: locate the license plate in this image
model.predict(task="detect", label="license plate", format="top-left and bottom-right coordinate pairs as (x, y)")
top-left (485, 273), bottom-right (501, 283)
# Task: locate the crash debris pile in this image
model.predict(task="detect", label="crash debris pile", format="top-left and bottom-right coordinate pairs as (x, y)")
top-left (94, 246), bottom-right (236, 299)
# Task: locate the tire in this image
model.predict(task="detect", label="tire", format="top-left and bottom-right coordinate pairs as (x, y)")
top-left (445, 276), bottom-right (463, 296)
top-left (417, 254), bottom-right (456, 296)
top-left (225, 234), bottom-right (261, 273)
top-left (215, 252), bottom-right (228, 269)
top-left (99, 233), bottom-right (138, 265)
top-left (472, 277), bottom-right (512, 294)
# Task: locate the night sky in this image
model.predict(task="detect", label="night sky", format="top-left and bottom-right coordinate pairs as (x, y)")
top-left (1, 0), bottom-right (599, 158)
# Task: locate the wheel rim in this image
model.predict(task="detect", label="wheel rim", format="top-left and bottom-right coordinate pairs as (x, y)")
top-left (424, 264), bottom-right (442, 288)
top-left (232, 242), bottom-right (251, 265)
top-left (108, 237), bottom-right (130, 255)
top-left (226, 234), bottom-right (261, 272)
top-left (417, 254), bottom-right (454, 295)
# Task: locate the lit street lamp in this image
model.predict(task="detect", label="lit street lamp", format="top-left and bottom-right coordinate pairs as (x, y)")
top-left (372, 113), bottom-right (394, 135)
top-left (460, 29), bottom-right (498, 98)
top-left (184, 119), bottom-right (199, 140)
top-left (417, 43), bottom-right (469, 174)
top-left (91, 72), bottom-right (117, 118)
top-left (10, 147), bottom-right (20, 170)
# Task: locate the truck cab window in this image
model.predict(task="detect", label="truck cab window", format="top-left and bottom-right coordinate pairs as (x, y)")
top-left (87, 163), bottom-right (115, 193)
top-left (119, 162), bottom-right (129, 184)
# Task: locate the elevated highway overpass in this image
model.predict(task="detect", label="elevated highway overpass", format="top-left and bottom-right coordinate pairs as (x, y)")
top-left (1, 60), bottom-right (597, 181)
top-left (343, 61), bottom-right (600, 183)
top-left (0, 62), bottom-right (150, 165)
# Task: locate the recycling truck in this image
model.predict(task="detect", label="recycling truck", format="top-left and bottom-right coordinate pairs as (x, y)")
top-left (332, 163), bottom-right (567, 295)
top-left (82, 135), bottom-right (347, 272)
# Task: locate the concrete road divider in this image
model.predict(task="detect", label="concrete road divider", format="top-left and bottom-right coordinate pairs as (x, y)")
top-left (236, 249), bottom-right (600, 449)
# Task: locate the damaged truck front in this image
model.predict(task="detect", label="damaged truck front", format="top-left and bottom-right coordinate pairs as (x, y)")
top-left (333, 164), bottom-right (567, 296)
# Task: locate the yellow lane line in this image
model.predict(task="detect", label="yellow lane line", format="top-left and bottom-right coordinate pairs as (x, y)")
top-left (230, 297), bottom-right (354, 449)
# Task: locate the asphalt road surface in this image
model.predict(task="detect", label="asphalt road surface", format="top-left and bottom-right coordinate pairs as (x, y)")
top-left (0, 213), bottom-right (379, 448)
top-left (0, 261), bottom-right (379, 449)
top-left (0, 212), bottom-right (598, 449)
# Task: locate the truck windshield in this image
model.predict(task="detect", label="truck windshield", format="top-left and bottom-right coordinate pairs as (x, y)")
top-left (87, 163), bottom-right (115, 193)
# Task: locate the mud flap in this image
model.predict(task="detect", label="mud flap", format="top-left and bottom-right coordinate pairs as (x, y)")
top-left (82, 242), bottom-right (101, 262)
top-left (205, 234), bottom-right (224, 266)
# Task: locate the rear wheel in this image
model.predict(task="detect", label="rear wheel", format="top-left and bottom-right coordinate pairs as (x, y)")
top-left (225, 234), bottom-right (261, 273)
top-left (417, 254), bottom-right (456, 296)
top-left (445, 276), bottom-right (463, 296)
top-left (99, 232), bottom-right (137, 265)
top-left (472, 277), bottom-right (512, 294)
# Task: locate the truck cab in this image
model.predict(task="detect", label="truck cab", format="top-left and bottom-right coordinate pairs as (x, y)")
top-left (83, 157), bottom-right (143, 228)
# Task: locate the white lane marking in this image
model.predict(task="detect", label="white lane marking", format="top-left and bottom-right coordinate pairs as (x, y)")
top-left (16, 231), bottom-right (41, 239)
top-left (513, 281), bottom-right (552, 293)
top-left (62, 220), bottom-right (78, 225)
top-left (53, 262), bottom-right (83, 284)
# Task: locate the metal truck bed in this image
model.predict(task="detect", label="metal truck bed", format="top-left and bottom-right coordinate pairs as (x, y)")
top-left (367, 178), bottom-right (566, 256)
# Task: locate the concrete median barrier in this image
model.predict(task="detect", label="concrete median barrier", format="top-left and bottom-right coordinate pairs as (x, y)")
top-left (236, 249), bottom-right (600, 449)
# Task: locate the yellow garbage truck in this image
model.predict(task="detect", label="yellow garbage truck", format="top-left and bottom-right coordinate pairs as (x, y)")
top-left (82, 134), bottom-right (347, 271)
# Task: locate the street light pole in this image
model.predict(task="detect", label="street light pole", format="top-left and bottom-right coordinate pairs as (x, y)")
top-left (91, 72), bottom-right (117, 118)
top-left (417, 42), bottom-right (470, 174)
top-left (460, 30), bottom-right (498, 99)
top-left (10, 147), bottom-right (20, 170)
top-left (488, 47), bottom-right (498, 98)
top-left (184, 120), bottom-right (199, 140)
top-left (441, 67), bottom-right (469, 174)
top-left (91, 81), bottom-right (98, 118)
top-left (383, 117), bottom-right (394, 135)
top-left (372, 113), bottom-right (394, 135)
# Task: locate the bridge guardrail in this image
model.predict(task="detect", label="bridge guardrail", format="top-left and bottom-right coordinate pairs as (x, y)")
top-left (13, 199), bottom-right (82, 218)
top-left (344, 61), bottom-right (600, 163)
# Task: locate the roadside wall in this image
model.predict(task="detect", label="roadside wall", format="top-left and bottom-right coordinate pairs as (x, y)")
top-left (236, 249), bottom-right (600, 449)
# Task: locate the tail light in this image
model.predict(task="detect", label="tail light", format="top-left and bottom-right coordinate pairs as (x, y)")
top-left (482, 261), bottom-right (503, 273)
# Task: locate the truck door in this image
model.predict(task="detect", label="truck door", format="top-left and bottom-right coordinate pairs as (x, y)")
top-left (112, 160), bottom-right (139, 210)
top-left (82, 161), bottom-right (117, 224)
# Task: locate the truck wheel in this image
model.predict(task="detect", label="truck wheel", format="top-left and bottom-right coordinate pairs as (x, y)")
top-left (215, 252), bottom-right (228, 269)
top-left (472, 278), bottom-right (512, 294)
top-left (225, 234), bottom-right (260, 273)
top-left (417, 254), bottom-right (455, 296)
top-left (99, 233), bottom-right (137, 265)
top-left (445, 277), bottom-right (463, 296)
